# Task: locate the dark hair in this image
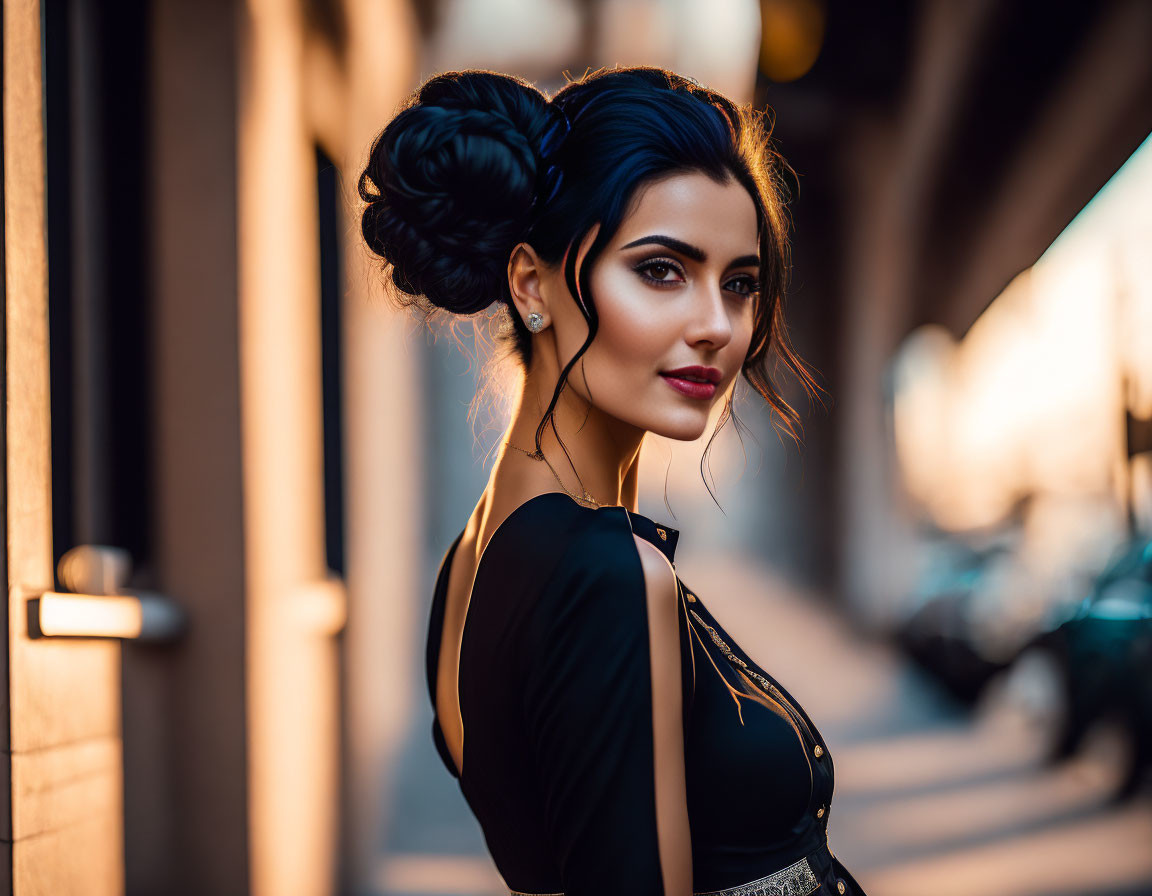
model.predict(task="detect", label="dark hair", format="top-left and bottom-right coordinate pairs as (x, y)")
top-left (358, 66), bottom-right (824, 506)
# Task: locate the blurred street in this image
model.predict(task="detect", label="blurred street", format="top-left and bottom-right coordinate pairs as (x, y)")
top-left (379, 543), bottom-right (1152, 896)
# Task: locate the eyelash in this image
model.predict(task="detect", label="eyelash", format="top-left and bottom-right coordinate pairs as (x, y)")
top-left (634, 258), bottom-right (760, 298)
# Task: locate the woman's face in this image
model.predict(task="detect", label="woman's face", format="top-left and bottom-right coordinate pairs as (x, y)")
top-left (547, 170), bottom-right (760, 442)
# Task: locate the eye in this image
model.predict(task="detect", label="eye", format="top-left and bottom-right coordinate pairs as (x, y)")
top-left (726, 274), bottom-right (760, 298)
top-left (635, 257), bottom-right (686, 286)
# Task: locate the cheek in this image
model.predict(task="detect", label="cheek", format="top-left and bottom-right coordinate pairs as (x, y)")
top-left (583, 267), bottom-right (673, 371)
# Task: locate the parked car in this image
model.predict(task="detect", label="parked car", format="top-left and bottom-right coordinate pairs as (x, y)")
top-left (895, 537), bottom-right (1017, 703)
top-left (996, 536), bottom-right (1152, 796)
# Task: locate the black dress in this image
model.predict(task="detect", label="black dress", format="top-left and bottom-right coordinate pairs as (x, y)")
top-left (425, 491), bottom-right (869, 896)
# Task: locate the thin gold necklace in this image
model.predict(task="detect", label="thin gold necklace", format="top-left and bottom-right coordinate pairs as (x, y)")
top-left (503, 440), bottom-right (604, 509)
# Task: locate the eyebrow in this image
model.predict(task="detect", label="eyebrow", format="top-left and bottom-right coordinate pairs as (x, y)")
top-left (620, 234), bottom-right (759, 269)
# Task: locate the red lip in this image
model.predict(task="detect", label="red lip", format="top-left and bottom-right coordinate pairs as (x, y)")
top-left (660, 365), bottom-right (722, 400)
top-left (660, 365), bottom-right (722, 384)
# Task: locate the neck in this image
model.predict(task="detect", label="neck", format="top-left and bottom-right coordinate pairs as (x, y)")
top-left (499, 365), bottom-right (645, 511)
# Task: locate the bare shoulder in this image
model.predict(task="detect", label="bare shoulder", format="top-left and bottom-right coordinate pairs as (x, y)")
top-left (632, 534), bottom-right (679, 625)
top-left (632, 537), bottom-right (691, 892)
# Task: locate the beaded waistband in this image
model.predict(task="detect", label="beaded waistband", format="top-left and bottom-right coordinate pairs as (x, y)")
top-left (509, 851), bottom-right (820, 896)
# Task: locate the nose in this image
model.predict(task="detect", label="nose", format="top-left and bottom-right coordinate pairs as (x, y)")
top-left (685, 281), bottom-right (734, 350)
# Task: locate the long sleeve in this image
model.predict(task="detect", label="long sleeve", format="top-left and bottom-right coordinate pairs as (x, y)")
top-left (521, 524), bottom-right (690, 895)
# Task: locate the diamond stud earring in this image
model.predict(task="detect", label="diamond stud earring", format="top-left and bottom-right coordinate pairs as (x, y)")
top-left (526, 312), bottom-right (545, 332)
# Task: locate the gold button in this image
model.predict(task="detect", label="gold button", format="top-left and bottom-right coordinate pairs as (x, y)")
top-left (656, 527), bottom-right (667, 540)
top-left (813, 744), bottom-right (824, 758)
top-left (816, 806), bottom-right (825, 818)
top-left (837, 881), bottom-right (846, 894)
top-left (685, 591), bottom-right (697, 602)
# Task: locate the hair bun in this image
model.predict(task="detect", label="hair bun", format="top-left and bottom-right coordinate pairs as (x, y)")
top-left (359, 72), bottom-right (555, 315)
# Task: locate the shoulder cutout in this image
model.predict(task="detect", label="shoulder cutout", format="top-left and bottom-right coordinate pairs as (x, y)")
top-left (633, 534), bottom-right (679, 624)
top-left (632, 534), bottom-right (692, 895)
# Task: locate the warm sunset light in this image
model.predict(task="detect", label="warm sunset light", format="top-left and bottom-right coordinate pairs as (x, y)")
top-left (10, 0), bottom-right (1150, 893)
top-left (893, 131), bottom-right (1152, 534)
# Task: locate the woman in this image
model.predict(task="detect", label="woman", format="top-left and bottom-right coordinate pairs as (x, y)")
top-left (359, 66), bottom-right (868, 896)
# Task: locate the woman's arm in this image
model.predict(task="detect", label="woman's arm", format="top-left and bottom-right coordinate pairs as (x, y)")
top-left (637, 536), bottom-right (693, 895)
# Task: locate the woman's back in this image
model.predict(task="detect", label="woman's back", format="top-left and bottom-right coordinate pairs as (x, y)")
top-left (427, 492), bottom-right (685, 891)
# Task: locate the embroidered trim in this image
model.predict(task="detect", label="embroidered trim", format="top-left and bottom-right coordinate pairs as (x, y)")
top-left (688, 608), bottom-right (788, 704)
top-left (694, 855), bottom-right (821, 896)
top-left (509, 855), bottom-right (820, 896)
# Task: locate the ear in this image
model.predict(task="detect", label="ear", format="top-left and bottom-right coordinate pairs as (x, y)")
top-left (507, 242), bottom-right (549, 326)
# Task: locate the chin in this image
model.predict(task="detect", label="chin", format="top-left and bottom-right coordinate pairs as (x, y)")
top-left (649, 412), bottom-right (713, 443)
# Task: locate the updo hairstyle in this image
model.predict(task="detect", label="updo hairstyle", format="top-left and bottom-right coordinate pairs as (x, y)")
top-left (358, 66), bottom-right (822, 482)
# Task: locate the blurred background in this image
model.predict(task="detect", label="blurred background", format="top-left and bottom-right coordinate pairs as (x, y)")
top-left (4, 0), bottom-right (1152, 894)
